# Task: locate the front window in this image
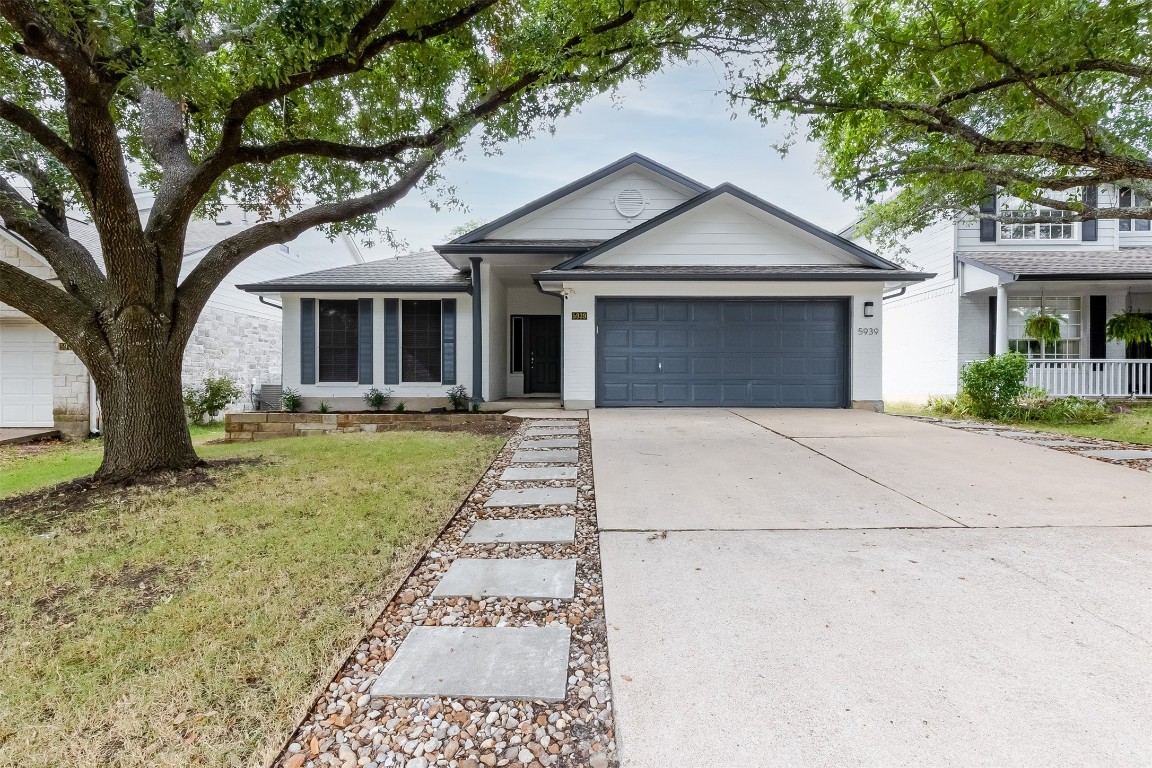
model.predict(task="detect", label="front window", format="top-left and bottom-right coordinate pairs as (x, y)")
top-left (1119, 187), bottom-right (1151, 232)
top-left (999, 209), bottom-right (1076, 240)
top-left (1008, 296), bottom-right (1082, 359)
top-left (318, 300), bottom-right (359, 382)
top-left (402, 300), bottom-right (442, 382)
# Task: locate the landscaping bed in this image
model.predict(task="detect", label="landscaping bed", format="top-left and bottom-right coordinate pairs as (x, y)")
top-left (225, 412), bottom-right (517, 442)
top-left (275, 417), bottom-right (616, 768)
top-left (0, 431), bottom-right (505, 768)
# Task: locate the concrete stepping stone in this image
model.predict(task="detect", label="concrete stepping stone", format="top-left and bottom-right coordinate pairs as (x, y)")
top-left (370, 626), bottom-right (570, 701)
top-left (520, 438), bottom-right (579, 449)
top-left (530, 421), bottom-right (579, 428)
top-left (464, 517), bottom-right (576, 544)
top-left (526, 427), bottom-right (579, 437)
top-left (1023, 439), bottom-right (1100, 447)
top-left (432, 558), bottom-right (577, 599)
top-left (1081, 449), bottom-right (1152, 460)
top-left (948, 422), bottom-right (1001, 430)
top-left (485, 487), bottom-right (577, 508)
top-left (512, 449), bottom-right (578, 464)
top-left (500, 466), bottom-right (578, 481)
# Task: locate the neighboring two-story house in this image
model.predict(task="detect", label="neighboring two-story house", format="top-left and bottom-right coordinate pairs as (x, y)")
top-left (862, 186), bottom-right (1152, 402)
top-left (0, 197), bottom-right (361, 436)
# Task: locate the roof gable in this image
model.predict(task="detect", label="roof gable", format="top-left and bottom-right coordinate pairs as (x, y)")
top-left (448, 154), bottom-right (708, 245)
top-left (557, 184), bottom-right (900, 271)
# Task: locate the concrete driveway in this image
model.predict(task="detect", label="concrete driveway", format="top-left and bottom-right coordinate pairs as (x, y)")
top-left (593, 409), bottom-right (1152, 767)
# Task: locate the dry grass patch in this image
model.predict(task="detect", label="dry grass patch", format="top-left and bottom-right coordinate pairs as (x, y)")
top-left (0, 431), bottom-right (504, 768)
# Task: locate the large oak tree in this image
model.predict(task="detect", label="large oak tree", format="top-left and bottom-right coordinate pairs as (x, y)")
top-left (727, 0), bottom-right (1152, 247)
top-left (0, 0), bottom-right (721, 481)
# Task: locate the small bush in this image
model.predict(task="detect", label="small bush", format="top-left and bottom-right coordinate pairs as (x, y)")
top-left (926, 393), bottom-right (969, 417)
top-left (959, 352), bottom-right (1028, 419)
top-left (394, 401), bottom-right (406, 413)
top-left (446, 385), bottom-right (469, 412)
top-left (281, 387), bottom-right (302, 412)
top-left (318, 401), bottom-right (330, 414)
top-left (363, 387), bottom-right (393, 411)
top-left (470, 402), bottom-right (480, 414)
top-left (183, 375), bottom-right (245, 423)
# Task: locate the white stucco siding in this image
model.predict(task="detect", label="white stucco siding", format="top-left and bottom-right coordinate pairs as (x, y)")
top-left (488, 169), bottom-right (695, 241)
top-left (591, 197), bottom-right (855, 267)
top-left (281, 292), bottom-right (473, 404)
top-left (555, 281), bottom-right (884, 409)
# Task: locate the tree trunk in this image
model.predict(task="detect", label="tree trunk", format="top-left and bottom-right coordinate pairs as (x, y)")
top-left (91, 340), bottom-right (200, 483)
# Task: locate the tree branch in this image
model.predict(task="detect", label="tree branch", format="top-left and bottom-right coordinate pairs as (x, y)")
top-left (0, 97), bottom-right (94, 191)
top-left (0, 254), bottom-right (104, 358)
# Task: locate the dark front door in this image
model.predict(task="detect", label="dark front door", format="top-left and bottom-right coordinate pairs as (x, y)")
top-left (526, 316), bottom-right (561, 393)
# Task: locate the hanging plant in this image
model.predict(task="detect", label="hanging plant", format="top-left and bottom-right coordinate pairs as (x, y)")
top-left (1105, 311), bottom-right (1152, 345)
top-left (1023, 313), bottom-right (1062, 346)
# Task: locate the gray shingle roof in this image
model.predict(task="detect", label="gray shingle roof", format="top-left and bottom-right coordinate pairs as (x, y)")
top-left (238, 250), bottom-right (468, 292)
top-left (533, 264), bottom-right (933, 281)
top-left (960, 249), bottom-right (1152, 279)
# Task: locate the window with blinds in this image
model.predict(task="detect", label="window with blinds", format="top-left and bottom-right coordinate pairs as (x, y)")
top-left (318, 300), bottom-right (359, 382)
top-left (402, 300), bottom-right (442, 382)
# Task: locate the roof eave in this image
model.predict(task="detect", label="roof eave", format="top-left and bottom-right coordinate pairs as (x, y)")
top-left (237, 283), bottom-right (472, 294)
top-left (434, 243), bottom-right (595, 255)
top-left (532, 270), bottom-right (935, 283)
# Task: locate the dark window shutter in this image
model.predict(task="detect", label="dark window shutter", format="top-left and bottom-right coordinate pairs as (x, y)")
top-left (1082, 185), bottom-right (1098, 241)
top-left (1120, 187), bottom-right (1132, 231)
top-left (442, 299), bottom-right (456, 385)
top-left (300, 298), bottom-right (316, 385)
top-left (358, 298), bottom-right (373, 385)
top-left (384, 299), bottom-right (399, 385)
top-left (988, 295), bottom-right (997, 355)
top-left (1089, 295), bottom-right (1107, 359)
top-left (979, 189), bottom-right (997, 242)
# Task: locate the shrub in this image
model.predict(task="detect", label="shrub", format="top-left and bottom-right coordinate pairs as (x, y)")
top-left (281, 387), bottom-right (302, 412)
top-left (470, 402), bottom-right (480, 414)
top-left (363, 387), bottom-right (393, 411)
top-left (926, 394), bottom-right (969, 417)
top-left (958, 352), bottom-right (1028, 419)
top-left (183, 375), bottom-right (245, 423)
top-left (446, 385), bottom-right (470, 412)
top-left (318, 401), bottom-right (330, 414)
top-left (394, 401), bottom-right (406, 413)
top-left (1003, 392), bottom-right (1113, 424)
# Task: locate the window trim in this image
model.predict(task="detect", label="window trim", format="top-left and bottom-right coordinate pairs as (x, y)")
top-left (400, 299), bottom-right (444, 384)
top-left (316, 299), bottom-right (360, 383)
top-left (1007, 295), bottom-right (1083, 360)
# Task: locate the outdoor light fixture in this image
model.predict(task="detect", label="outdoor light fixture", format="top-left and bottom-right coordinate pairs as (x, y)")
top-left (863, 301), bottom-right (875, 318)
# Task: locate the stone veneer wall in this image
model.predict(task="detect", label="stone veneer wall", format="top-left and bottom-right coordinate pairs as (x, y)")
top-left (224, 412), bottom-right (513, 441)
top-left (183, 306), bottom-right (282, 405)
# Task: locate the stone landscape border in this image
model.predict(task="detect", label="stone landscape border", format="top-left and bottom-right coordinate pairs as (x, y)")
top-left (273, 416), bottom-right (616, 768)
top-left (224, 412), bottom-right (514, 441)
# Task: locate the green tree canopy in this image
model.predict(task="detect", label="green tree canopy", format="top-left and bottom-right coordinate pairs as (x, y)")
top-left (729, 0), bottom-right (1152, 246)
top-left (0, 0), bottom-right (730, 480)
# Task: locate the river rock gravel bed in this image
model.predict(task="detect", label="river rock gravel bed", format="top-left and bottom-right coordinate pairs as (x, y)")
top-left (274, 418), bottom-right (616, 768)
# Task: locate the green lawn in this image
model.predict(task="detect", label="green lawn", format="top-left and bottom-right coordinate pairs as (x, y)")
top-left (885, 400), bottom-right (1152, 445)
top-left (0, 430), bottom-right (504, 768)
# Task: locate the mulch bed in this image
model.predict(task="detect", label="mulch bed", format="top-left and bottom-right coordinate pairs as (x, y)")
top-left (272, 417), bottom-right (617, 768)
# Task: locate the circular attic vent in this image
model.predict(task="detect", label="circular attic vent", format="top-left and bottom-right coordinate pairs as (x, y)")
top-left (613, 188), bottom-right (646, 218)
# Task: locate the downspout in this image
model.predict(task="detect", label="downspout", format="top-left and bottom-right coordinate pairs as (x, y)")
top-left (259, 296), bottom-right (282, 310)
top-left (535, 280), bottom-right (566, 407)
top-left (882, 287), bottom-right (907, 301)
top-left (470, 257), bottom-right (484, 405)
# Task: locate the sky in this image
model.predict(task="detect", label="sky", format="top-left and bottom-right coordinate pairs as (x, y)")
top-left (364, 57), bottom-right (859, 257)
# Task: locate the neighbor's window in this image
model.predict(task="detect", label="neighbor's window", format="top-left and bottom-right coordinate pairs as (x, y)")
top-left (1008, 296), bottom-right (1082, 359)
top-left (318, 299), bottom-right (359, 382)
top-left (510, 316), bottom-right (525, 373)
top-left (999, 208), bottom-right (1076, 240)
top-left (1119, 188), bottom-right (1151, 232)
top-left (402, 300), bottom-right (442, 382)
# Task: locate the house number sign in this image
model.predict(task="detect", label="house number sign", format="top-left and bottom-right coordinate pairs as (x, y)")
top-left (571, 311), bottom-right (588, 320)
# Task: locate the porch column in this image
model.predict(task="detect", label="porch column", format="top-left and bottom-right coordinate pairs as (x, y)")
top-left (470, 257), bottom-right (484, 404)
top-left (995, 283), bottom-right (1009, 355)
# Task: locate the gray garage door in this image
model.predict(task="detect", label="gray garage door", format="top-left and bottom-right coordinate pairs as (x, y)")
top-left (596, 298), bottom-right (848, 407)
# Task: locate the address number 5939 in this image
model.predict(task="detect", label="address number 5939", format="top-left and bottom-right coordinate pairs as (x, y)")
top-left (857, 327), bottom-right (879, 335)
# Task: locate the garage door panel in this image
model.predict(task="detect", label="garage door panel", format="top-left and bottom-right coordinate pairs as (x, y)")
top-left (597, 299), bottom-right (848, 408)
top-left (1, 321), bottom-right (57, 427)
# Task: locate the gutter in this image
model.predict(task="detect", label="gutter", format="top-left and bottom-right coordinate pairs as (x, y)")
top-left (531, 271), bottom-right (935, 283)
top-left (259, 296), bottom-right (282, 310)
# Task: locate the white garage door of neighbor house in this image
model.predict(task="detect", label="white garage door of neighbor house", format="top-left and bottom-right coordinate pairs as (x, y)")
top-left (0, 321), bottom-right (56, 427)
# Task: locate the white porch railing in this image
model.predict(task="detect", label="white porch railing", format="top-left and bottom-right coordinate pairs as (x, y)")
top-left (1026, 360), bottom-right (1152, 398)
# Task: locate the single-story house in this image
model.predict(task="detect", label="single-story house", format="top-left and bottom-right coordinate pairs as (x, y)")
top-left (865, 184), bottom-right (1152, 401)
top-left (0, 198), bottom-right (361, 435)
top-left (240, 154), bottom-right (931, 412)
